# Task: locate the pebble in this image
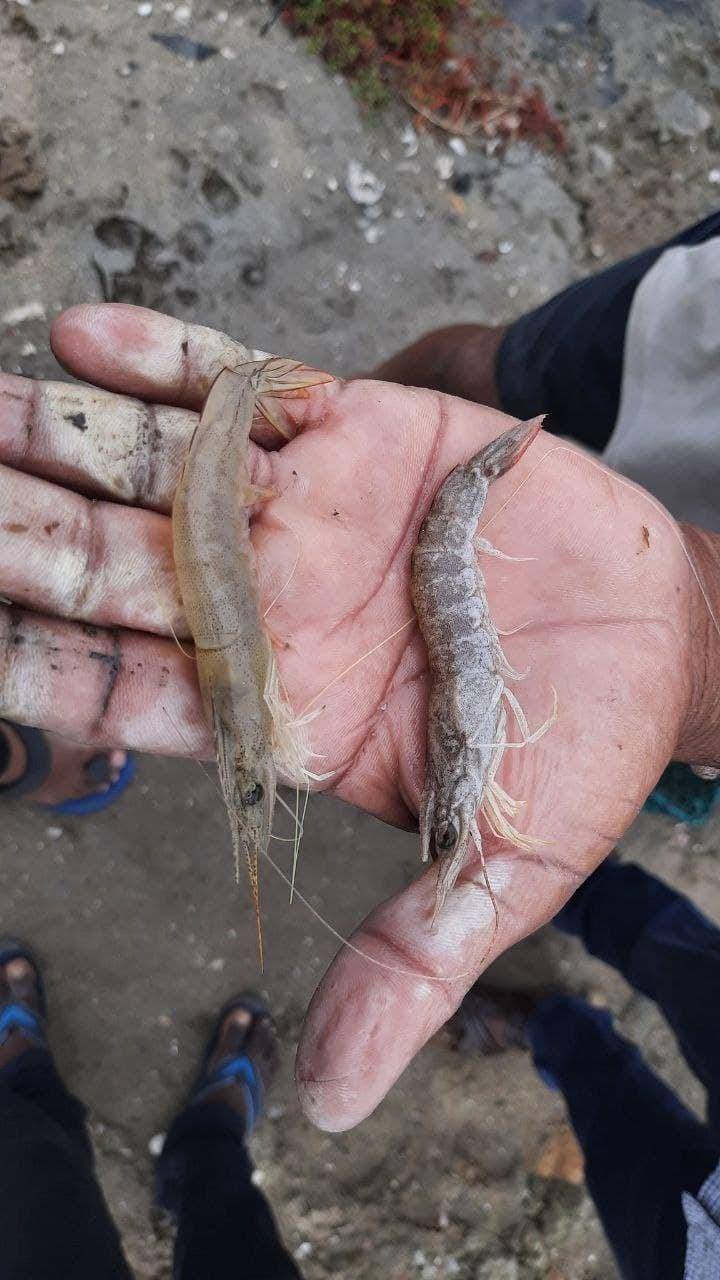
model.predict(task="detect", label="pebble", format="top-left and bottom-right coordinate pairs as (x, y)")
top-left (137, 1), bottom-right (153, 14)
top-left (589, 143), bottom-right (615, 177)
top-left (345, 160), bottom-right (385, 205)
top-left (2, 300), bottom-right (47, 325)
top-left (400, 123), bottom-right (419, 157)
top-left (148, 1132), bottom-right (165, 1156)
top-left (45, 826), bottom-right (63, 840)
top-left (654, 88), bottom-right (711, 139)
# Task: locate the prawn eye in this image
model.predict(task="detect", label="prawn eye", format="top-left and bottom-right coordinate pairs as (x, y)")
top-left (435, 820), bottom-right (458, 852)
top-left (243, 782), bottom-right (264, 807)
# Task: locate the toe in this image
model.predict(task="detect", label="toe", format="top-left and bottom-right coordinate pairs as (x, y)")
top-left (5, 956), bottom-right (40, 1010)
top-left (210, 1006), bottom-right (252, 1067)
top-left (108, 749), bottom-right (128, 779)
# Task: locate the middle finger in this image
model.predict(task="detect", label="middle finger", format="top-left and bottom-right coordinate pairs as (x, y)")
top-left (0, 373), bottom-right (195, 513)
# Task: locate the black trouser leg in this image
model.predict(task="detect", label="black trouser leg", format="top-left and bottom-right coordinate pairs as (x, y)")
top-left (530, 996), bottom-right (718, 1280)
top-left (157, 1101), bottom-right (302, 1280)
top-left (0, 1048), bottom-right (133, 1279)
top-left (495, 209), bottom-right (720, 449)
top-left (555, 860), bottom-right (720, 1134)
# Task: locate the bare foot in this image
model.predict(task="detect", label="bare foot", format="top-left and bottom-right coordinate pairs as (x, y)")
top-left (200, 1003), bottom-right (279, 1130)
top-left (0, 952), bottom-right (45, 1068)
top-left (0, 722), bottom-right (127, 806)
top-left (368, 323), bottom-right (507, 407)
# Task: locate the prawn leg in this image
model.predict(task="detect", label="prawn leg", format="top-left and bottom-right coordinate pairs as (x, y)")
top-left (420, 782), bottom-right (436, 864)
top-left (503, 685), bottom-right (558, 746)
top-left (474, 534), bottom-right (536, 563)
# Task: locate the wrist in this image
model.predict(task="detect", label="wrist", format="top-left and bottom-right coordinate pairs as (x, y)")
top-left (676, 524), bottom-right (720, 765)
top-left (372, 325), bottom-right (506, 407)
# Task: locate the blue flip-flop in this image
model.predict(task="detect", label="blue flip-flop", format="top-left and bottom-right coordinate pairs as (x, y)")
top-left (190, 992), bottom-right (272, 1134)
top-left (0, 722), bottom-right (135, 816)
top-left (0, 937), bottom-right (47, 1051)
top-left (46, 751), bottom-right (136, 816)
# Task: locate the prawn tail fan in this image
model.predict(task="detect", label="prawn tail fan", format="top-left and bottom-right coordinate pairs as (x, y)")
top-left (241, 357), bottom-right (334, 442)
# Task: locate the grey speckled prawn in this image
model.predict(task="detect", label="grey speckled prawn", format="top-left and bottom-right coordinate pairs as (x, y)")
top-left (411, 416), bottom-right (556, 925)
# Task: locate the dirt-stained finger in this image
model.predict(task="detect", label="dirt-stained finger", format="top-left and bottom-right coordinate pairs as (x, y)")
top-left (0, 605), bottom-right (209, 755)
top-left (51, 303), bottom-right (250, 411)
top-left (0, 373), bottom-right (195, 512)
top-left (0, 462), bottom-right (187, 637)
top-left (50, 304), bottom-right (338, 447)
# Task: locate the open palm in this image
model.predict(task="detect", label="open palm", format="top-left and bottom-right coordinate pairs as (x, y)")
top-left (0, 304), bottom-right (699, 1131)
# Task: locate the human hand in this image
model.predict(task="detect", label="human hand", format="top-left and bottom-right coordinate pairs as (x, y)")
top-left (1, 304), bottom-right (717, 1130)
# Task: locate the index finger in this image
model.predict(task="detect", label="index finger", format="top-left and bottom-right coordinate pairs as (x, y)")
top-left (50, 304), bottom-right (338, 446)
top-left (51, 303), bottom-right (251, 410)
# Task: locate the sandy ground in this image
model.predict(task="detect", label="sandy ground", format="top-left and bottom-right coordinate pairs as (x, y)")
top-left (2, 0), bottom-right (720, 1275)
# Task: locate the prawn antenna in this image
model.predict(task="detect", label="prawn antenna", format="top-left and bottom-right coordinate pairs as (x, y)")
top-left (300, 616), bottom-right (416, 716)
top-left (259, 843), bottom-right (491, 985)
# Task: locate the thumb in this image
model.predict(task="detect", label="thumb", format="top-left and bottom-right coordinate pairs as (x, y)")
top-left (295, 843), bottom-right (569, 1131)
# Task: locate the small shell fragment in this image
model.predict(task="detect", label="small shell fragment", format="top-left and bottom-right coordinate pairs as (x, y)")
top-left (345, 161), bottom-right (385, 205)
